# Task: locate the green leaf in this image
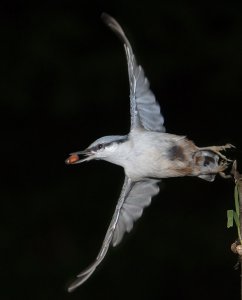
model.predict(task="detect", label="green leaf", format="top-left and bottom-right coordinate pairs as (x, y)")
top-left (235, 184), bottom-right (240, 216)
top-left (227, 210), bottom-right (234, 228)
top-left (233, 211), bottom-right (240, 229)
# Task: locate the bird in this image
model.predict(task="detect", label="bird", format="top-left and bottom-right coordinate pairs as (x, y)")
top-left (65, 13), bottom-right (232, 292)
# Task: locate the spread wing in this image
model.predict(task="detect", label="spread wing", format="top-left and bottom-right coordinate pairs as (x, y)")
top-left (102, 13), bottom-right (165, 133)
top-left (112, 178), bottom-right (160, 246)
top-left (68, 177), bottom-right (160, 292)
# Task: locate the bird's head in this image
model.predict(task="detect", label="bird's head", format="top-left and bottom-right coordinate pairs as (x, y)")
top-left (65, 135), bottom-right (128, 165)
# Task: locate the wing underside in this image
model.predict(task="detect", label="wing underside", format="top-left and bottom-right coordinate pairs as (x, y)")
top-left (102, 13), bottom-right (165, 133)
top-left (68, 177), bottom-right (160, 291)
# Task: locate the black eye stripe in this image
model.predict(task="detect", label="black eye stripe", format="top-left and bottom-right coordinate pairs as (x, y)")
top-left (90, 136), bottom-right (128, 152)
top-left (92, 144), bottom-right (104, 152)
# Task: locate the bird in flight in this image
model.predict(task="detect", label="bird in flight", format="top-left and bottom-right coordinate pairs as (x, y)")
top-left (65, 13), bottom-right (232, 291)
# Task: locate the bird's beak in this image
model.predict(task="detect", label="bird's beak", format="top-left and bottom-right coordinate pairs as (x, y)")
top-left (65, 149), bottom-right (94, 165)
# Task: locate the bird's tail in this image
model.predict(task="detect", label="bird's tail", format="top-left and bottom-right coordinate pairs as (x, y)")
top-left (194, 150), bottom-right (222, 182)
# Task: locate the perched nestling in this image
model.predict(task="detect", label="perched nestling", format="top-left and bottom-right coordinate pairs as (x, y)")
top-left (65, 13), bottom-right (232, 291)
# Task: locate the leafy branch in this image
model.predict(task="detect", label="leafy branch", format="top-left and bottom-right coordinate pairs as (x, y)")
top-left (227, 161), bottom-right (242, 299)
top-left (227, 182), bottom-right (242, 245)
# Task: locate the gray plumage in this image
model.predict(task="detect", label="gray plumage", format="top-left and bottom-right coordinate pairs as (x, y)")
top-left (66, 13), bottom-right (232, 292)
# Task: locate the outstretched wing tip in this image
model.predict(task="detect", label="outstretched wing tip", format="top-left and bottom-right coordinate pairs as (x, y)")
top-left (102, 13), bottom-right (165, 132)
top-left (67, 266), bottom-right (96, 292)
top-left (101, 12), bottom-right (111, 24)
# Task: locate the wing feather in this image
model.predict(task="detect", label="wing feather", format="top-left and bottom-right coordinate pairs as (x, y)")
top-left (68, 177), bottom-right (160, 291)
top-left (112, 178), bottom-right (160, 246)
top-left (102, 13), bottom-right (165, 132)
top-left (68, 177), bottom-right (132, 292)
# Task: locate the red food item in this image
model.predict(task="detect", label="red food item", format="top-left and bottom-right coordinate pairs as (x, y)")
top-left (65, 154), bottom-right (79, 164)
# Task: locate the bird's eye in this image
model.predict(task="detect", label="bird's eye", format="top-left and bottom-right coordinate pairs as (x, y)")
top-left (98, 144), bottom-right (103, 150)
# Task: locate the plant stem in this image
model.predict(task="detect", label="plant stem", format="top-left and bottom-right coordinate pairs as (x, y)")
top-left (231, 161), bottom-right (242, 300)
top-left (238, 183), bottom-right (242, 300)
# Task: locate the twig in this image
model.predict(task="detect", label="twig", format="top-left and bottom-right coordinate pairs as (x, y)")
top-left (231, 161), bottom-right (242, 300)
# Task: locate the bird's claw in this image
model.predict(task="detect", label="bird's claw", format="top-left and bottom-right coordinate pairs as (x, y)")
top-left (199, 143), bottom-right (235, 162)
top-left (221, 143), bottom-right (236, 151)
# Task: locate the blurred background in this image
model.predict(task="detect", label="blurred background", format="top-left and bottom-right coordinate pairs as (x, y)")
top-left (1, 1), bottom-right (242, 299)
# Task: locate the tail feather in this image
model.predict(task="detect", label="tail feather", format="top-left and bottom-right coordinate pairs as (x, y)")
top-left (195, 150), bottom-right (220, 182)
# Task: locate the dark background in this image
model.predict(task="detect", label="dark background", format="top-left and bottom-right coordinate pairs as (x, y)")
top-left (1, 1), bottom-right (242, 299)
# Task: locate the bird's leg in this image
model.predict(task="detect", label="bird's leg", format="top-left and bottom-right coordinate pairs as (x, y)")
top-left (219, 172), bottom-right (232, 179)
top-left (216, 159), bottom-right (229, 173)
top-left (198, 143), bottom-right (235, 161)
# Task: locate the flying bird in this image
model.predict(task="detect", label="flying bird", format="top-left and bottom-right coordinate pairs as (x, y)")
top-left (65, 13), bottom-right (232, 291)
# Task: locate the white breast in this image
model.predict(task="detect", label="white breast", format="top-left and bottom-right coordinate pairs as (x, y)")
top-left (122, 131), bottom-right (183, 180)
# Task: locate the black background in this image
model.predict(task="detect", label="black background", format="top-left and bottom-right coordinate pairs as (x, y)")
top-left (1, 1), bottom-right (242, 299)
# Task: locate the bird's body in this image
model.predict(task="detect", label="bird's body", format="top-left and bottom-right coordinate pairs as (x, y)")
top-left (65, 13), bottom-right (232, 291)
top-left (114, 131), bottom-right (182, 180)
top-left (102, 130), bottom-right (224, 181)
